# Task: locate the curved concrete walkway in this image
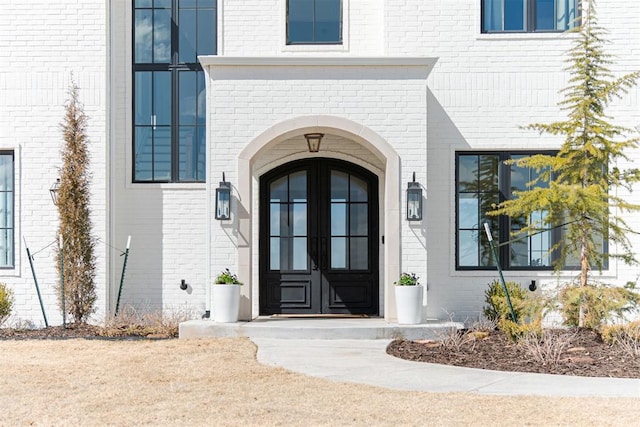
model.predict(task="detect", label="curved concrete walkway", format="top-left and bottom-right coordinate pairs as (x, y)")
top-left (253, 338), bottom-right (640, 398)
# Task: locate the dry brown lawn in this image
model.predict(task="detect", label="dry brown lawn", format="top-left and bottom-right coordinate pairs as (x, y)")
top-left (0, 338), bottom-right (638, 426)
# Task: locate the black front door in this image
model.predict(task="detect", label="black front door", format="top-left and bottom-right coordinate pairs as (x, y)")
top-left (259, 158), bottom-right (379, 315)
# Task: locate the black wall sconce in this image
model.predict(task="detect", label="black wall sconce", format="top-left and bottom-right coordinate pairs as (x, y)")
top-left (406, 172), bottom-right (422, 221)
top-left (304, 133), bottom-right (324, 153)
top-left (49, 178), bottom-right (61, 206)
top-left (215, 173), bottom-right (231, 220)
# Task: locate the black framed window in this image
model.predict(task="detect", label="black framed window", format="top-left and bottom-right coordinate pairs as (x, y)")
top-left (456, 151), bottom-right (561, 270)
top-left (133, 0), bottom-right (216, 183)
top-left (287, 0), bottom-right (342, 44)
top-left (0, 151), bottom-right (14, 268)
top-left (481, 0), bottom-right (580, 33)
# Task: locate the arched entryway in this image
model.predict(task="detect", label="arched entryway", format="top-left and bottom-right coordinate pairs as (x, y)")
top-left (259, 158), bottom-right (379, 315)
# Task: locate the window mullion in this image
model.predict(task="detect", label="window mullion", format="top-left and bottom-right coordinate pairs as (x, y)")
top-left (499, 153), bottom-right (510, 268)
top-left (169, 1), bottom-right (178, 182)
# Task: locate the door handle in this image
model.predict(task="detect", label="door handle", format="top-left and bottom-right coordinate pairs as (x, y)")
top-left (311, 237), bottom-right (318, 270)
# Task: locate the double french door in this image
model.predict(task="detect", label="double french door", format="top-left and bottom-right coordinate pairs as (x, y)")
top-left (259, 158), bottom-right (379, 315)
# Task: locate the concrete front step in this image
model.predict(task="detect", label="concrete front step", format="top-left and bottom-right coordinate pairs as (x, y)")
top-left (179, 317), bottom-right (464, 340)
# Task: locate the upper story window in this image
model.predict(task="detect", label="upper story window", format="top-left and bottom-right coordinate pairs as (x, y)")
top-left (456, 152), bottom-right (561, 270)
top-left (133, 0), bottom-right (216, 183)
top-left (0, 152), bottom-right (14, 268)
top-left (481, 0), bottom-right (580, 33)
top-left (287, 0), bottom-right (342, 44)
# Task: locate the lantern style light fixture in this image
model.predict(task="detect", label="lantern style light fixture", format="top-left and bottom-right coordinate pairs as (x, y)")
top-left (304, 133), bottom-right (324, 153)
top-left (49, 178), bottom-right (61, 206)
top-left (406, 172), bottom-right (422, 221)
top-left (215, 173), bottom-right (231, 220)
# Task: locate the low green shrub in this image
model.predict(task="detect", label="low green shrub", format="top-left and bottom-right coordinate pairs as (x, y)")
top-left (484, 280), bottom-right (545, 341)
top-left (558, 283), bottom-right (640, 330)
top-left (600, 321), bottom-right (640, 345)
top-left (483, 280), bottom-right (530, 322)
top-left (601, 321), bottom-right (640, 357)
top-left (0, 282), bottom-right (14, 326)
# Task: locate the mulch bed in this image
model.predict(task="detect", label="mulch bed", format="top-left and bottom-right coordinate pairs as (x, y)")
top-left (387, 328), bottom-right (640, 379)
top-left (0, 323), bottom-right (171, 340)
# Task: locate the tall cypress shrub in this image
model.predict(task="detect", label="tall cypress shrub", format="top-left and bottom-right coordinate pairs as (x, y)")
top-left (56, 79), bottom-right (97, 323)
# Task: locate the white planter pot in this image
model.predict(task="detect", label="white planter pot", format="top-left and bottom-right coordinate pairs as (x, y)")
top-left (394, 285), bottom-right (424, 325)
top-left (212, 284), bottom-right (241, 323)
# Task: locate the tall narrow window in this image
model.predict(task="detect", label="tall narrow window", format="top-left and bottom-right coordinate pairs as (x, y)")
top-left (0, 152), bottom-right (14, 268)
top-left (287, 0), bottom-right (342, 44)
top-left (482, 0), bottom-right (579, 33)
top-left (133, 0), bottom-right (216, 183)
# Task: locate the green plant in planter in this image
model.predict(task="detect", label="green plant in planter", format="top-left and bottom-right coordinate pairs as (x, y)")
top-left (394, 273), bottom-right (419, 286)
top-left (0, 282), bottom-right (14, 327)
top-left (214, 268), bottom-right (242, 285)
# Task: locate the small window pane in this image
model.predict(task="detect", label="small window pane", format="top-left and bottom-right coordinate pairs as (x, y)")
top-left (153, 9), bottom-right (171, 63)
top-left (292, 238), bottom-right (308, 270)
top-left (153, 127), bottom-right (172, 180)
top-left (479, 233), bottom-right (496, 267)
top-left (478, 155), bottom-right (499, 192)
top-left (459, 195), bottom-right (479, 229)
top-left (0, 155), bottom-right (14, 191)
top-left (510, 238), bottom-right (529, 266)
top-left (331, 237), bottom-right (347, 269)
top-left (153, 72), bottom-right (171, 125)
top-left (504, 0), bottom-right (525, 31)
top-left (134, 9), bottom-right (153, 63)
top-left (350, 237), bottom-right (368, 270)
top-left (350, 176), bottom-right (367, 202)
top-left (289, 171), bottom-right (307, 202)
top-left (292, 203), bottom-right (307, 235)
top-left (178, 126), bottom-right (205, 181)
top-left (179, 72), bottom-right (197, 125)
top-left (178, 8), bottom-right (197, 63)
top-left (134, 72), bottom-right (152, 125)
top-left (331, 170), bottom-right (348, 202)
top-left (270, 176), bottom-right (288, 202)
top-left (197, 8), bottom-right (216, 56)
top-left (0, 194), bottom-right (12, 228)
top-left (536, 0), bottom-right (556, 30)
top-left (349, 204), bottom-right (368, 236)
top-left (288, 0), bottom-right (314, 43)
top-left (458, 155), bottom-right (478, 192)
top-left (314, 0), bottom-right (341, 42)
top-left (278, 204), bottom-right (289, 237)
top-left (197, 71), bottom-right (206, 125)
top-left (270, 237), bottom-right (281, 270)
top-left (479, 193), bottom-right (499, 227)
top-left (270, 203), bottom-right (280, 235)
top-left (134, 127), bottom-right (153, 181)
top-left (458, 230), bottom-right (479, 267)
top-left (331, 203), bottom-right (347, 235)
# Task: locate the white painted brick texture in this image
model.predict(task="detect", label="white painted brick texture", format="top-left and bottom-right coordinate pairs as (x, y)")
top-left (0, 0), bottom-right (107, 325)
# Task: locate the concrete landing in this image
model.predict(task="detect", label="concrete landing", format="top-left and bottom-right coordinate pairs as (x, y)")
top-left (179, 317), bottom-right (463, 340)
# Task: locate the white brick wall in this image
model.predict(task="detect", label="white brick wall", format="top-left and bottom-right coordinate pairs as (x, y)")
top-left (0, 0), bottom-right (107, 325)
top-left (109, 1), bottom-right (208, 316)
top-left (4, 0), bottom-right (639, 324)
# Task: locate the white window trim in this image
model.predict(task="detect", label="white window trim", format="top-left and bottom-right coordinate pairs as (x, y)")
top-left (0, 146), bottom-right (19, 276)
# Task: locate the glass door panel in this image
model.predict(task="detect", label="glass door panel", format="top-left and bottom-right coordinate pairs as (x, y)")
top-left (329, 169), bottom-right (369, 271)
top-left (268, 171), bottom-right (308, 272)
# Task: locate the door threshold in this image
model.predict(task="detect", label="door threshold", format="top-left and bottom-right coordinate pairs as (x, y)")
top-left (270, 314), bottom-right (370, 319)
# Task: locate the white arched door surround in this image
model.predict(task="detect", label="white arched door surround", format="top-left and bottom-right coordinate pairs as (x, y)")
top-left (235, 115), bottom-right (401, 321)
